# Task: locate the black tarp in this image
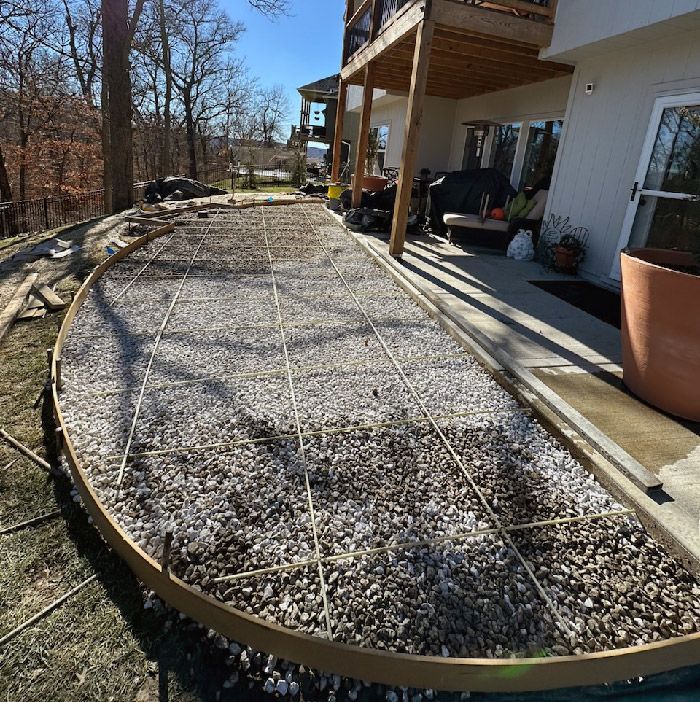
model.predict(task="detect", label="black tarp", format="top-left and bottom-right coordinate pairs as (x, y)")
top-left (428, 168), bottom-right (516, 235)
top-left (144, 176), bottom-right (227, 203)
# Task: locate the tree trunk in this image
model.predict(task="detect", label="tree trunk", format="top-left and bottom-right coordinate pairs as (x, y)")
top-left (158, 0), bottom-right (172, 177)
top-left (101, 76), bottom-right (112, 211)
top-left (102, 0), bottom-right (135, 213)
top-left (184, 91), bottom-right (197, 180)
top-left (0, 143), bottom-right (12, 202)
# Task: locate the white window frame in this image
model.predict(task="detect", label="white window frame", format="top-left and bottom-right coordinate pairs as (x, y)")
top-left (609, 91), bottom-right (700, 281)
top-left (369, 121), bottom-right (391, 176)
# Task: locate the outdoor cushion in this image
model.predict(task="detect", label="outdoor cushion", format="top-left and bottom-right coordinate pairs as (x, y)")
top-left (443, 213), bottom-right (510, 233)
top-left (506, 192), bottom-right (528, 220)
top-left (526, 189), bottom-right (549, 221)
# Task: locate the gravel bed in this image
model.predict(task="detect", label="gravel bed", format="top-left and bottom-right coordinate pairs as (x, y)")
top-left (60, 203), bottom-right (700, 665)
top-left (280, 293), bottom-right (362, 325)
top-left (293, 363), bottom-right (418, 432)
top-left (130, 374), bottom-right (295, 454)
top-left (439, 415), bottom-right (622, 526)
top-left (284, 322), bottom-right (385, 369)
top-left (110, 440), bottom-right (316, 574)
top-left (399, 356), bottom-right (520, 417)
top-left (89, 276), bottom-right (178, 303)
top-left (61, 328), bottom-right (153, 393)
top-left (213, 566), bottom-right (327, 637)
top-left (512, 518), bottom-right (700, 653)
top-left (168, 296), bottom-right (278, 329)
top-left (304, 425), bottom-right (491, 557)
top-left (324, 536), bottom-right (560, 657)
top-left (150, 328), bottom-right (285, 383)
top-left (70, 296), bottom-right (172, 336)
top-left (374, 320), bottom-right (461, 359)
top-left (180, 274), bottom-right (272, 300)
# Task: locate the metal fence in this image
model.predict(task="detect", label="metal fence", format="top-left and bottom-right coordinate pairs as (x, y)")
top-left (0, 164), bottom-right (300, 239)
top-left (0, 184), bottom-right (148, 239)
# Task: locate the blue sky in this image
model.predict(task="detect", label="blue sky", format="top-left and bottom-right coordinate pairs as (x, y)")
top-left (219, 1), bottom-right (345, 145)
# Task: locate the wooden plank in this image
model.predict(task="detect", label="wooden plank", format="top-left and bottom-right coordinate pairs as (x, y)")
top-left (340, 3), bottom-right (423, 81)
top-left (33, 285), bottom-right (67, 311)
top-left (351, 63), bottom-right (376, 208)
top-left (331, 80), bottom-right (348, 183)
top-left (0, 273), bottom-right (39, 344)
top-left (431, 0), bottom-right (554, 47)
top-left (481, 0), bottom-right (554, 18)
top-left (389, 18), bottom-right (434, 257)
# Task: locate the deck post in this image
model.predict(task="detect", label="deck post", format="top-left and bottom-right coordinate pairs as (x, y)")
top-left (331, 80), bottom-right (348, 182)
top-left (389, 17), bottom-right (434, 257)
top-left (351, 62), bottom-right (376, 208)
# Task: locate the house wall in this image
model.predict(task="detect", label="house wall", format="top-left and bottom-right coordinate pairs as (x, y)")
top-left (545, 0), bottom-right (700, 62)
top-left (545, 29), bottom-right (700, 285)
top-left (446, 77), bottom-right (572, 172)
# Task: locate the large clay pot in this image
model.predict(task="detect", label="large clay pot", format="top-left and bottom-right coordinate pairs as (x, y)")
top-left (351, 174), bottom-right (389, 192)
top-left (621, 248), bottom-right (700, 421)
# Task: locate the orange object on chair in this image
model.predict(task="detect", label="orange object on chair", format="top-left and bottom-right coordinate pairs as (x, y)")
top-left (490, 208), bottom-right (506, 221)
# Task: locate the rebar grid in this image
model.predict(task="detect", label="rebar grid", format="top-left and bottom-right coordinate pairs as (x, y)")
top-left (104, 407), bottom-right (529, 462)
top-left (298, 206), bottom-right (575, 636)
top-left (261, 206), bottom-right (334, 640)
top-left (212, 508), bottom-right (636, 584)
top-left (114, 210), bottom-right (223, 490)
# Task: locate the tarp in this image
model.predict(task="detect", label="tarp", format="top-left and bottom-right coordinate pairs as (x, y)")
top-left (428, 168), bottom-right (516, 235)
top-left (144, 176), bottom-right (227, 203)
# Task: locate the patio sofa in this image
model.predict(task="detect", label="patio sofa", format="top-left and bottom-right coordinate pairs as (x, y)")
top-left (443, 188), bottom-right (549, 250)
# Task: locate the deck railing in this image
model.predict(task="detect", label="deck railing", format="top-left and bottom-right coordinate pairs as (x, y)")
top-left (343, 0), bottom-right (556, 64)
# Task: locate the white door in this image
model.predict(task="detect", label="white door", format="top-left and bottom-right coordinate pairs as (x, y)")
top-left (611, 93), bottom-right (700, 280)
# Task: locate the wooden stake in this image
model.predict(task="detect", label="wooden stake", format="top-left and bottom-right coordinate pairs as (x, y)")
top-left (331, 80), bottom-right (348, 183)
top-left (389, 18), bottom-right (434, 257)
top-left (55, 357), bottom-right (62, 391)
top-left (161, 525), bottom-right (174, 574)
top-left (351, 63), bottom-right (376, 209)
top-left (55, 427), bottom-right (64, 452)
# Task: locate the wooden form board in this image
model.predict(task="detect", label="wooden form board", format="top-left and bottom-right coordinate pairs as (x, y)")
top-left (49, 201), bottom-right (700, 693)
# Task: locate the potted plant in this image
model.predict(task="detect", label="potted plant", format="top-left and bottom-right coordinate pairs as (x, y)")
top-left (621, 248), bottom-right (700, 421)
top-left (553, 233), bottom-right (587, 273)
top-left (351, 130), bottom-right (389, 193)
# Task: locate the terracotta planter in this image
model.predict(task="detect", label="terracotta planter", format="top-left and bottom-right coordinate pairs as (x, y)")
top-left (621, 248), bottom-right (700, 421)
top-left (554, 245), bottom-right (579, 274)
top-left (351, 174), bottom-right (389, 192)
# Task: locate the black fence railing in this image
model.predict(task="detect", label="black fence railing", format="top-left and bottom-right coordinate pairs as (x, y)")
top-left (0, 184), bottom-right (148, 240)
top-left (0, 164), bottom-right (304, 239)
top-left (345, 4), bottom-right (372, 62)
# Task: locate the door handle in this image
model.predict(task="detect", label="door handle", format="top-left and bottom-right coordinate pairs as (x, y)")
top-left (630, 181), bottom-right (639, 201)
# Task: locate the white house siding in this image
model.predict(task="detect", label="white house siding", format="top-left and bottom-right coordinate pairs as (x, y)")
top-left (347, 92), bottom-right (457, 177)
top-left (544, 0), bottom-right (700, 62)
top-left (545, 30), bottom-right (700, 286)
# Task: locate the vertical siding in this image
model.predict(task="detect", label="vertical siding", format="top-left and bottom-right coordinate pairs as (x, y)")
top-left (546, 30), bottom-right (700, 283)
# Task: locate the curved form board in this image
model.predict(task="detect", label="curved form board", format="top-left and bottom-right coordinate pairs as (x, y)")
top-left (51, 204), bottom-right (700, 694)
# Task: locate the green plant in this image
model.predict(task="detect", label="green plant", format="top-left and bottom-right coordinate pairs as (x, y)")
top-left (555, 230), bottom-right (589, 265)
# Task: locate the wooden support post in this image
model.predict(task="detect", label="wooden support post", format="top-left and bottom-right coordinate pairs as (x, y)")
top-left (389, 18), bottom-right (434, 257)
top-left (331, 80), bottom-right (348, 183)
top-left (352, 63), bottom-right (376, 208)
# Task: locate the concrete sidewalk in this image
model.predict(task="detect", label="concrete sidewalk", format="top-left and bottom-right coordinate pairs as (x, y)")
top-left (360, 231), bottom-right (700, 531)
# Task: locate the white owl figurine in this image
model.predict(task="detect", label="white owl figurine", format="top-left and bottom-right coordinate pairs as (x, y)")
top-left (507, 229), bottom-right (535, 261)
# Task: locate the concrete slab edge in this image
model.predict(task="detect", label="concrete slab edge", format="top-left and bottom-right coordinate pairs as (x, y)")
top-left (340, 228), bottom-right (700, 571)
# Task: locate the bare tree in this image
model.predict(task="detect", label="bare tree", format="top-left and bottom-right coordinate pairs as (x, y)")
top-left (247, 0), bottom-right (290, 17)
top-left (256, 84), bottom-right (289, 147)
top-left (101, 0), bottom-right (145, 213)
top-left (166, 0), bottom-right (244, 179)
top-left (61, 0), bottom-right (101, 105)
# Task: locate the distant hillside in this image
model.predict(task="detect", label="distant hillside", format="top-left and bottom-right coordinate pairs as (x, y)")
top-left (307, 146), bottom-right (328, 163)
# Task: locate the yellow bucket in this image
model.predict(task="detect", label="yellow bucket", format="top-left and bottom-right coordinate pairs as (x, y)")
top-left (328, 184), bottom-right (345, 199)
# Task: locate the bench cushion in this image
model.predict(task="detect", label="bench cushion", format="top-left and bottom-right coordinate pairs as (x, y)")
top-left (443, 213), bottom-right (510, 233)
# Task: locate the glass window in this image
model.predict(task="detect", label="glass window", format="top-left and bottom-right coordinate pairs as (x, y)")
top-left (491, 123), bottom-right (521, 179)
top-left (644, 105), bottom-right (700, 194)
top-left (368, 124), bottom-right (390, 175)
top-left (462, 126), bottom-right (489, 170)
top-left (519, 119), bottom-right (563, 191)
